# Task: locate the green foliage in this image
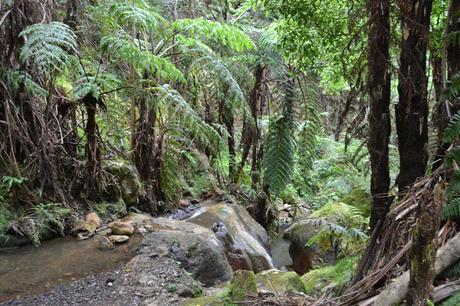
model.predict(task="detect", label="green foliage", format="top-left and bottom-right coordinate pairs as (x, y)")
top-left (172, 18), bottom-right (256, 52)
top-left (263, 116), bottom-right (295, 195)
top-left (443, 72), bottom-right (460, 102)
top-left (439, 259), bottom-right (460, 279)
top-left (444, 111), bottom-right (460, 143)
top-left (108, 1), bottom-right (165, 33)
top-left (301, 256), bottom-right (359, 294)
top-left (287, 202), bottom-right (368, 255)
top-left (440, 292), bottom-right (460, 306)
top-left (19, 22), bottom-right (77, 76)
top-left (92, 200), bottom-right (127, 218)
top-left (0, 69), bottom-right (47, 97)
top-left (9, 203), bottom-right (71, 246)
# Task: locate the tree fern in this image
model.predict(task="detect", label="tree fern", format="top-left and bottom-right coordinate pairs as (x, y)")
top-left (19, 22), bottom-right (77, 76)
top-left (152, 84), bottom-right (222, 147)
top-left (100, 33), bottom-right (185, 83)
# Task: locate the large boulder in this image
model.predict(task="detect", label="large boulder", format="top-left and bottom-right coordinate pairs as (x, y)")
top-left (139, 217), bottom-right (233, 286)
top-left (104, 160), bottom-right (145, 206)
top-left (186, 200), bottom-right (274, 273)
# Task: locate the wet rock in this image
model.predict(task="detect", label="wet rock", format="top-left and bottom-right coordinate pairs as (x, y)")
top-left (139, 218), bottom-right (232, 286)
top-left (108, 221), bottom-right (134, 236)
top-left (255, 269), bottom-right (306, 294)
top-left (230, 270), bottom-right (257, 302)
top-left (76, 232), bottom-right (89, 241)
top-left (97, 236), bottom-right (114, 250)
top-left (187, 201), bottom-right (274, 273)
top-left (109, 235), bottom-right (130, 244)
top-left (85, 212), bottom-right (102, 228)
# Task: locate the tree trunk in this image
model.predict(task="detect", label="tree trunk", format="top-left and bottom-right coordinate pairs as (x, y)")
top-left (406, 183), bottom-right (444, 305)
top-left (373, 224), bottom-right (460, 306)
top-left (396, 0), bottom-right (432, 194)
top-left (236, 65), bottom-right (265, 181)
top-left (367, 0), bottom-right (391, 230)
top-left (84, 93), bottom-right (101, 198)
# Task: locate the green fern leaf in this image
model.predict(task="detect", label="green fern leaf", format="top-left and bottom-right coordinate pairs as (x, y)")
top-left (444, 111), bottom-right (460, 143)
top-left (440, 291), bottom-right (460, 306)
top-left (19, 22), bottom-right (77, 76)
top-left (263, 116), bottom-right (295, 194)
top-left (172, 18), bottom-right (255, 52)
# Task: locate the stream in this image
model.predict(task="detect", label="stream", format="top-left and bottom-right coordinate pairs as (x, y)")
top-left (0, 235), bottom-right (141, 302)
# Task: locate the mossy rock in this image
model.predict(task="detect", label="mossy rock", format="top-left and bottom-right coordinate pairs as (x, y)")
top-left (255, 269), bottom-right (306, 294)
top-left (104, 160), bottom-right (145, 206)
top-left (301, 256), bottom-right (358, 295)
top-left (341, 188), bottom-right (371, 217)
top-left (182, 295), bottom-right (227, 306)
top-left (229, 270), bottom-right (257, 302)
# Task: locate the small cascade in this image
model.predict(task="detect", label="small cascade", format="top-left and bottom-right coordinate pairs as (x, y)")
top-left (186, 200), bottom-right (275, 272)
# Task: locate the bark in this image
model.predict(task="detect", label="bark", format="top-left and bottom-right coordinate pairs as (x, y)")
top-left (406, 183), bottom-right (444, 305)
top-left (84, 93), bottom-right (101, 198)
top-left (367, 0), bottom-right (391, 230)
top-left (396, 0), bottom-right (432, 193)
top-left (372, 227), bottom-right (460, 306)
top-left (134, 98), bottom-right (156, 181)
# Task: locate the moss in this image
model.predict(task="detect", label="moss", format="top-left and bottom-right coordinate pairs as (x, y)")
top-left (229, 270), bottom-right (257, 302)
top-left (341, 188), bottom-right (371, 217)
top-left (255, 270), bottom-right (306, 293)
top-left (301, 256), bottom-right (359, 294)
top-left (92, 199), bottom-right (127, 218)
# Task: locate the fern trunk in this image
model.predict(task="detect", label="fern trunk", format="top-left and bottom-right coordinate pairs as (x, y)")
top-left (396, 0), bottom-right (432, 194)
top-left (406, 183), bottom-right (444, 305)
top-left (367, 0), bottom-right (391, 230)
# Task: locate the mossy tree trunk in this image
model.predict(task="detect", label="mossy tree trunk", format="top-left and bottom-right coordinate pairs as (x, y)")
top-left (406, 183), bottom-right (444, 305)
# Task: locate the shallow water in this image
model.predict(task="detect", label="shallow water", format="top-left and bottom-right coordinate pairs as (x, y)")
top-left (0, 235), bottom-right (141, 302)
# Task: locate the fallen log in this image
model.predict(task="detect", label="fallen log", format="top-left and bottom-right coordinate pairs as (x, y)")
top-left (372, 231), bottom-right (460, 306)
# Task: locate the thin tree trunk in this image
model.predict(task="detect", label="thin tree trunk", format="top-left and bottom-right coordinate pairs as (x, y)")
top-left (396, 0), bottom-right (433, 194)
top-left (84, 93), bottom-right (101, 198)
top-left (236, 65), bottom-right (265, 181)
top-left (367, 0), bottom-right (391, 230)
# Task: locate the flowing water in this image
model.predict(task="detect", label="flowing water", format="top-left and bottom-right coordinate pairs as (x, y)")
top-left (0, 235), bottom-right (141, 302)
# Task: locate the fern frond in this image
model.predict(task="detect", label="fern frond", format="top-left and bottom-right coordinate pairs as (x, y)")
top-left (152, 84), bottom-right (222, 147)
top-left (447, 171), bottom-right (460, 196)
top-left (439, 259), bottom-right (460, 279)
top-left (101, 33), bottom-right (185, 82)
top-left (441, 197), bottom-right (460, 220)
top-left (444, 111), bottom-right (460, 143)
top-left (263, 116), bottom-right (295, 194)
top-left (192, 55), bottom-right (253, 123)
top-left (443, 73), bottom-right (460, 102)
top-left (172, 18), bottom-right (255, 52)
top-left (20, 22), bottom-right (77, 76)
top-left (108, 1), bottom-right (165, 33)
top-left (440, 292), bottom-right (460, 306)
top-left (0, 69), bottom-right (47, 97)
